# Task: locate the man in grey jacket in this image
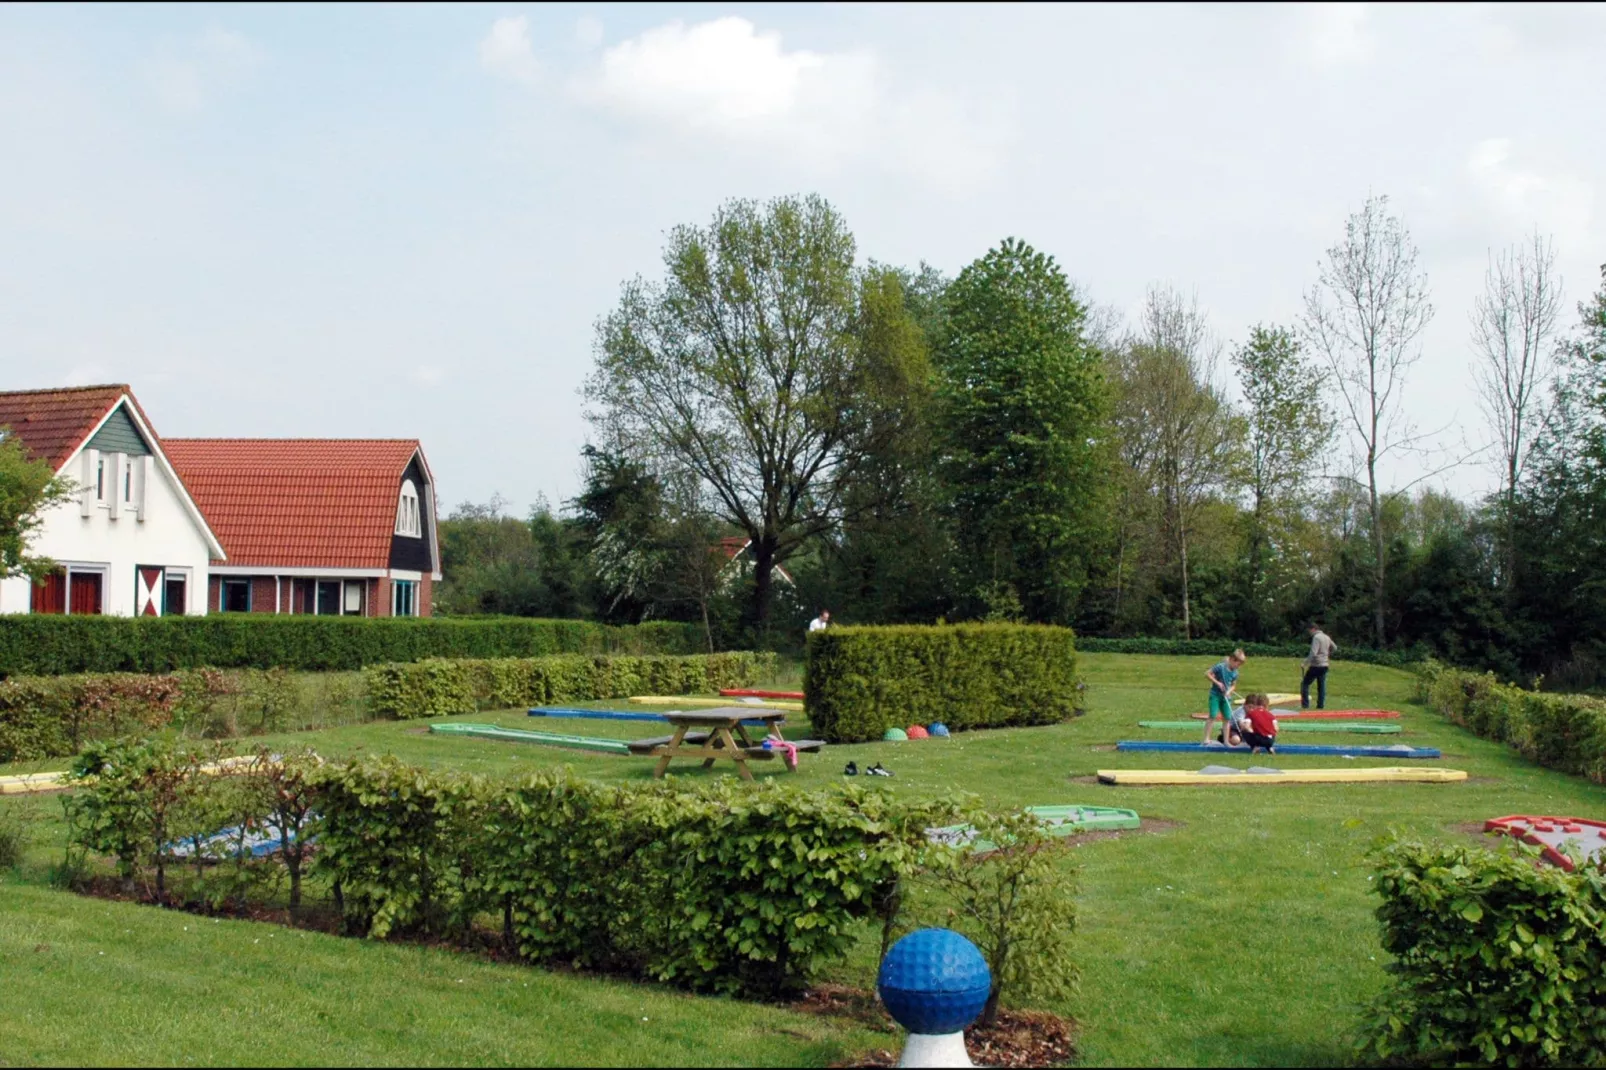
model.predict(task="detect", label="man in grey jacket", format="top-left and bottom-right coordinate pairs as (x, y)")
top-left (1301, 622), bottom-right (1337, 709)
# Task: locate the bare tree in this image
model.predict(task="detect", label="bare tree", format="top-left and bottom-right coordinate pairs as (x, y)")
top-left (1302, 194), bottom-right (1434, 647)
top-left (1471, 232), bottom-right (1564, 586)
top-left (1112, 286), bottom-right (1242, 638)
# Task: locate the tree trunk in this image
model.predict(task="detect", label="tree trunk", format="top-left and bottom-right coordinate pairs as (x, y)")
top-left (750, 537), bottom-right (777, 638)
top-left (981, 982), bottom-right (1001, 1029)
top-left (1179, 519), bottom-right (1192, 641)
top-left (1368, 451), bottom-right (1386, 648)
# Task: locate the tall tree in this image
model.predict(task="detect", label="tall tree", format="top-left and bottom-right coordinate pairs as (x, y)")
top-left (937, 238), bottom-right (1112, 624)
top-left (586, 195), bottom-right (918, 634)
top-left (0, 431), bottom-right (74, 581)
top-left (1231, 324), bottom-right (1333, 633)
top-left (1471, 232), bottom-right (1564, 588)
top-left (1302, 194), bottom-right (1434, 647)
top-left (1112, 287), bottom-right (1241, 638)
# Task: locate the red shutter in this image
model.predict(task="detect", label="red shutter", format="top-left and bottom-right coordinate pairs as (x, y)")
top-left (137, 567), bottom-right (164, 616)
top-left (31, 572), bottom-right (66, 614)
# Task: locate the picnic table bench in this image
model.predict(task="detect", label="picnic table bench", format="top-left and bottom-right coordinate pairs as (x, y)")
top-left (631, 709), bottom-right (824, 780)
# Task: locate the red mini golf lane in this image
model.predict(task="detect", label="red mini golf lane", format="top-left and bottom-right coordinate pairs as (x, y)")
top-left (1190, 709), bottom-right (1401, 721)
top-left (1485, 815), bottom-right (1606, 871)
top-left (719, 689), bottom-right (805, 700)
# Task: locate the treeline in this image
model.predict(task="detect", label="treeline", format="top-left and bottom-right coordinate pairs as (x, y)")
top-left (438, 194), bottom-right (1606, 685)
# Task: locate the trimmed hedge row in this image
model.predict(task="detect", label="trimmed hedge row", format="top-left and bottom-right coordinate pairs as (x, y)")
top-left (66, 743), bottom-right (953, 998)
top-left (0, 668), bottom-right (314, 763)
top-left (1416, 660), bottom-right (1606, 785)
top-left (804, 624), bottom-right (1080, 744)
top-left (0, 615), bottom-right (702, 676)
top-left (0, 653), bottom-right (767, 761)
top-left (1074, 636), bottom-right (1414, 666)
top-left (1361, 836), bottom-right (1606, 1066)
top-left (363, 652), bottom-right (777, 719)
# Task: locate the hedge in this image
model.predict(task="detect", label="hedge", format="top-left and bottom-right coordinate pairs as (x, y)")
top-left (804, 623), bottom-right (1080, 744)
top-left (66, 744), bottom-right (953, 998)
top-left (0, 653), bottom-right (770, 761)
top-left (0, 615), bottom-right (702, 676)
top-left (1416, 660), bottom-right (1606, 785)
top-left (1360, 836), bottom-right (1606, 1066)
top-left (1073, 636), bottom-right (1415, 667)
top-left (363, 652), bottom-right (777, 719)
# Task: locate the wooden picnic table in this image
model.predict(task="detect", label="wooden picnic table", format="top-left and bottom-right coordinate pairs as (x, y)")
top-left (640, 708), bottom-right (789, 781)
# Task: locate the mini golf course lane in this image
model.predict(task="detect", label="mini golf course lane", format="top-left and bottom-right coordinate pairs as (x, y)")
top-left (529, 707), bottom-right (771, 726)
top-left (929, 804), bottom-right (1142, 851)
top-left (1138, 720), bottom-right (1401, 734)
top-left (432, 722), bottom-right (631, 754)
top-left (719, 688), bottom-right (805, 700)
top-left (1189, 709), bottom-right (1400, 720)
top-left (1097, 766), bottom-right (1467, 786)
top-left (1484, 815), bottom-right (1606, 871)
top-left (1116, 740), bottom-right (1441, 759)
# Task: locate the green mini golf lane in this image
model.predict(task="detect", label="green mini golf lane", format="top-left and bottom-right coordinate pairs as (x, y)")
top-left (429, 723), bottom-right (631, 754)
top-left (1138, 720), bottom-right (1401, 734)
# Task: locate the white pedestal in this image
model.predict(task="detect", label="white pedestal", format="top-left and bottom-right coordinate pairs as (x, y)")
top-left (898, 1031), bottom-right (972, 1068)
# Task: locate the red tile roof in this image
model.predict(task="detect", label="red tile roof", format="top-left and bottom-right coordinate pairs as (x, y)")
top-left (0, 384), bottom-right (150, 471)
top-left (164, 439), bottom-right (426, 569)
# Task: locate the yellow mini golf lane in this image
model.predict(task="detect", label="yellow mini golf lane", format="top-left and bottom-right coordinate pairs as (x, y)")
top-left (1098, 766), bottom-right (1468, 786)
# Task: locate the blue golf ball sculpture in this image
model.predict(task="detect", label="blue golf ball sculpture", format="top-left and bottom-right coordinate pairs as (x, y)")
top-left (929, 723), bottom-right (950, 738)
top-left (877, 928), bottom-right (991, 1036)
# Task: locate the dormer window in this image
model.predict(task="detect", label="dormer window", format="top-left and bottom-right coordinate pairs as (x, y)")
top-left (395, 479), bottom-right (422, 538)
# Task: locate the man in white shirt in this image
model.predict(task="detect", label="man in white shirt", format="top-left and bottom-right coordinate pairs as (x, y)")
top-left (1301, 622), bottom-right (1337, 709)
top-left (808, 609), bottom-right (831, 634)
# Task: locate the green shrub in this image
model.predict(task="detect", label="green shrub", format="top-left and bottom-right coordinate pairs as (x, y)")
top-left (312, 756), bottom-right (490, 938)
top-left (1360, 836), bottom-right (1606, 1067)
top-left (805, 623), bottom-right (1079, 743)
top-left (1416, 660), bottom-right (1606, 785)
top-left (364, 652), bottom-right (777, 719)
top-left (917, 808), bottom-right (1079, 1028)
top-left (0, 615), bottom-right (702, 676)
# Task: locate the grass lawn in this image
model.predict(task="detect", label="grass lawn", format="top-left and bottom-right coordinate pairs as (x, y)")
top-left (4, 653), bottom-right (1604, 1067)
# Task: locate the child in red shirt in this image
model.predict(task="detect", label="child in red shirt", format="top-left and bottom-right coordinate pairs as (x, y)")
top-left (1239, 693), bottom-right (1278, 754)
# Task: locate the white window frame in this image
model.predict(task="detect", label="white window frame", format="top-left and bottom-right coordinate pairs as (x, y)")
top-left (395, 479), bottom-right (422, 538)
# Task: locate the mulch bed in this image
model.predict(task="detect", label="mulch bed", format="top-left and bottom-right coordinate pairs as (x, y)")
top-left (802, 985), bottom-right (1077, 1068)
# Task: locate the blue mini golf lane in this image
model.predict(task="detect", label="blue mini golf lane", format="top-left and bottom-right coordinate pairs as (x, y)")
top-left (1116, 740), bottom-right (1442, 759)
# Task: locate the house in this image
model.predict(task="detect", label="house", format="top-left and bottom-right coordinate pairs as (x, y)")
top-left (164, 439), bottom-right (440, 617)
top-left (0, 385), bottom-right (224, 615)
top-left (715, 536), bottom-right (795, 586)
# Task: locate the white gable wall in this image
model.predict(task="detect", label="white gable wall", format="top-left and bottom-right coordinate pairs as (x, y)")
top-left (0, 427), bottom-right (218, 617)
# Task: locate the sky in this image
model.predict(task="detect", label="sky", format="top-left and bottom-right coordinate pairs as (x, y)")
top-left (2, 3), bottom-right (1603, 515)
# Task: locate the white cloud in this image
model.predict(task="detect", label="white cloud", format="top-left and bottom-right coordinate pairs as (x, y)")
top-left (1467, 138), bottom-right (1595, 252)
top-left (480, 16), bottom-right (539, 86)
top-left (573, 17), bottom-right (1006, 191)
top-left (574, 17), bottom-right (605, 49)
top-left (1299, 3), bottom-right (1374, 66)
top-left (144, 26), bottom-right (262, 115)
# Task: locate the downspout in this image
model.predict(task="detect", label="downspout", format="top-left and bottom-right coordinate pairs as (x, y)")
top-left (275, 575), bottom-right (281, 615)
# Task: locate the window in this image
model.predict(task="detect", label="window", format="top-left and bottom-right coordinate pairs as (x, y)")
top-left (315, 580), bottom-right (341, 616)
top-left (164, 576), bottom-right (187, 616)
top-left (95, 458), bottom-right (106, 502)
top-left (395, 479), bottom-right (422, 538)
top-left (68, 572), bottom-right (103, 615)
top-left (392, 579), bottom-right (417, 617)
top-left (221, 578), bottom-right (251, 613)
top-left (344, 581), bottom-right (365, 616)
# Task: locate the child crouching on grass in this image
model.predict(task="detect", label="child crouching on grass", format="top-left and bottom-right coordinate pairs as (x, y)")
top-left (1239, 693), bottom-right (1278, 754)
top-left (1203, 649), bottom-right (1246, 747)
